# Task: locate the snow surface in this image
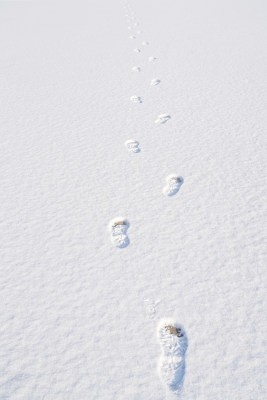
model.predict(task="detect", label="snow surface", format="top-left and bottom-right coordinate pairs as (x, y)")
top-left (0, 0), bottom-right (267, 399)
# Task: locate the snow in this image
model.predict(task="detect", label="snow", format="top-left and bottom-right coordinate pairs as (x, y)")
top-left (0, 0), bottom-right (266, 399)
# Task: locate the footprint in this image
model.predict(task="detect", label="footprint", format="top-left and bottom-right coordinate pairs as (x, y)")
top-left (144, 298), bottom-right (160, 320)
top-left (158, 320), bottom-right (188, 394)
top-left (125, 139), bottom-right (140, 153)
top-left (129, 35), bottom-right (136, 39)
top-left (142, 41), bottom-right (149, 46)
top-left (163, 175), bottom-right (184, 196)
top-left (133, 48), bottom-right (141, 53)
top-left (151, 78), bottom-right (161, 86)
top-left (109, 218), bottom-right (130, 248)
top-left (148, 56), bottom-right (157, 63)
top-left (132, 66), bottom-right (141, 72)
top-left (134, 22), bottom-right (139, 26)
top-left (130, 96), bottom-right (142, 103)
top-left (137, 30), bottom-right (143, 35)
top-left (155, 114), bottom-right (171, 124)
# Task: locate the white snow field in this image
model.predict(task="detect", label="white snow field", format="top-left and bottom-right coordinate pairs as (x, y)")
top-left (0, 0), bottom-right (266, 398)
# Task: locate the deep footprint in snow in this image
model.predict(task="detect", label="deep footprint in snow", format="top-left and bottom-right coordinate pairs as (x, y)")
top-left (109, 218), bottom-right (130, 248)
top-left (125, 139), bottom-right (140, 153)
top-left (163, 175), bottom-right (184, 196)
top-left (132, 66), bottom-right (141, 72)
top-left (133, 48), bottom-right (141, 53)
top-left (130, 96), bottom-right (142, 103)
top-left (148, 56), bottom-right (157, 63)
top-left (158, 320), bottom-right (188, 394)
top-left (151, 78), bottom-right (161, 86)
top-left (155, 114), bottom-right (171, 124)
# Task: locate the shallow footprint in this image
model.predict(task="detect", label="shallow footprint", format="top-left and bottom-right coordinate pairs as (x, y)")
top-left (130, 96), bottom-right (142, 103)
top-left (155, 114), bottom-right (171, 124)
top-left (109, 218), bottom-right (130, 248)
top-left (132, 66), bottom-right (141, 72)
top-left (163, 175), bottom-right (184, 196)
top-left (129, 35), bottom-right (136, 39)
top-left (137, 30), bottom-right (143, 35)
top-left (133, 48), bottom-right (141, 53)
top-left (142, 41), bottom-right (149, 46)
top-left (125, 139), bottom-right (140, 153)
top-left (144, 298), bottom-right (160, 320)
top-left (148, 56), bottom-right (157, 63)
top-left (151, 78), bottom-right (160, 86)
top-left (158, 320), bottom-right (188, 395)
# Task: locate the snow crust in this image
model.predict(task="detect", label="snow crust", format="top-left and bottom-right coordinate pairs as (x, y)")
top-left (0, 0), bottom-right (266, 399)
